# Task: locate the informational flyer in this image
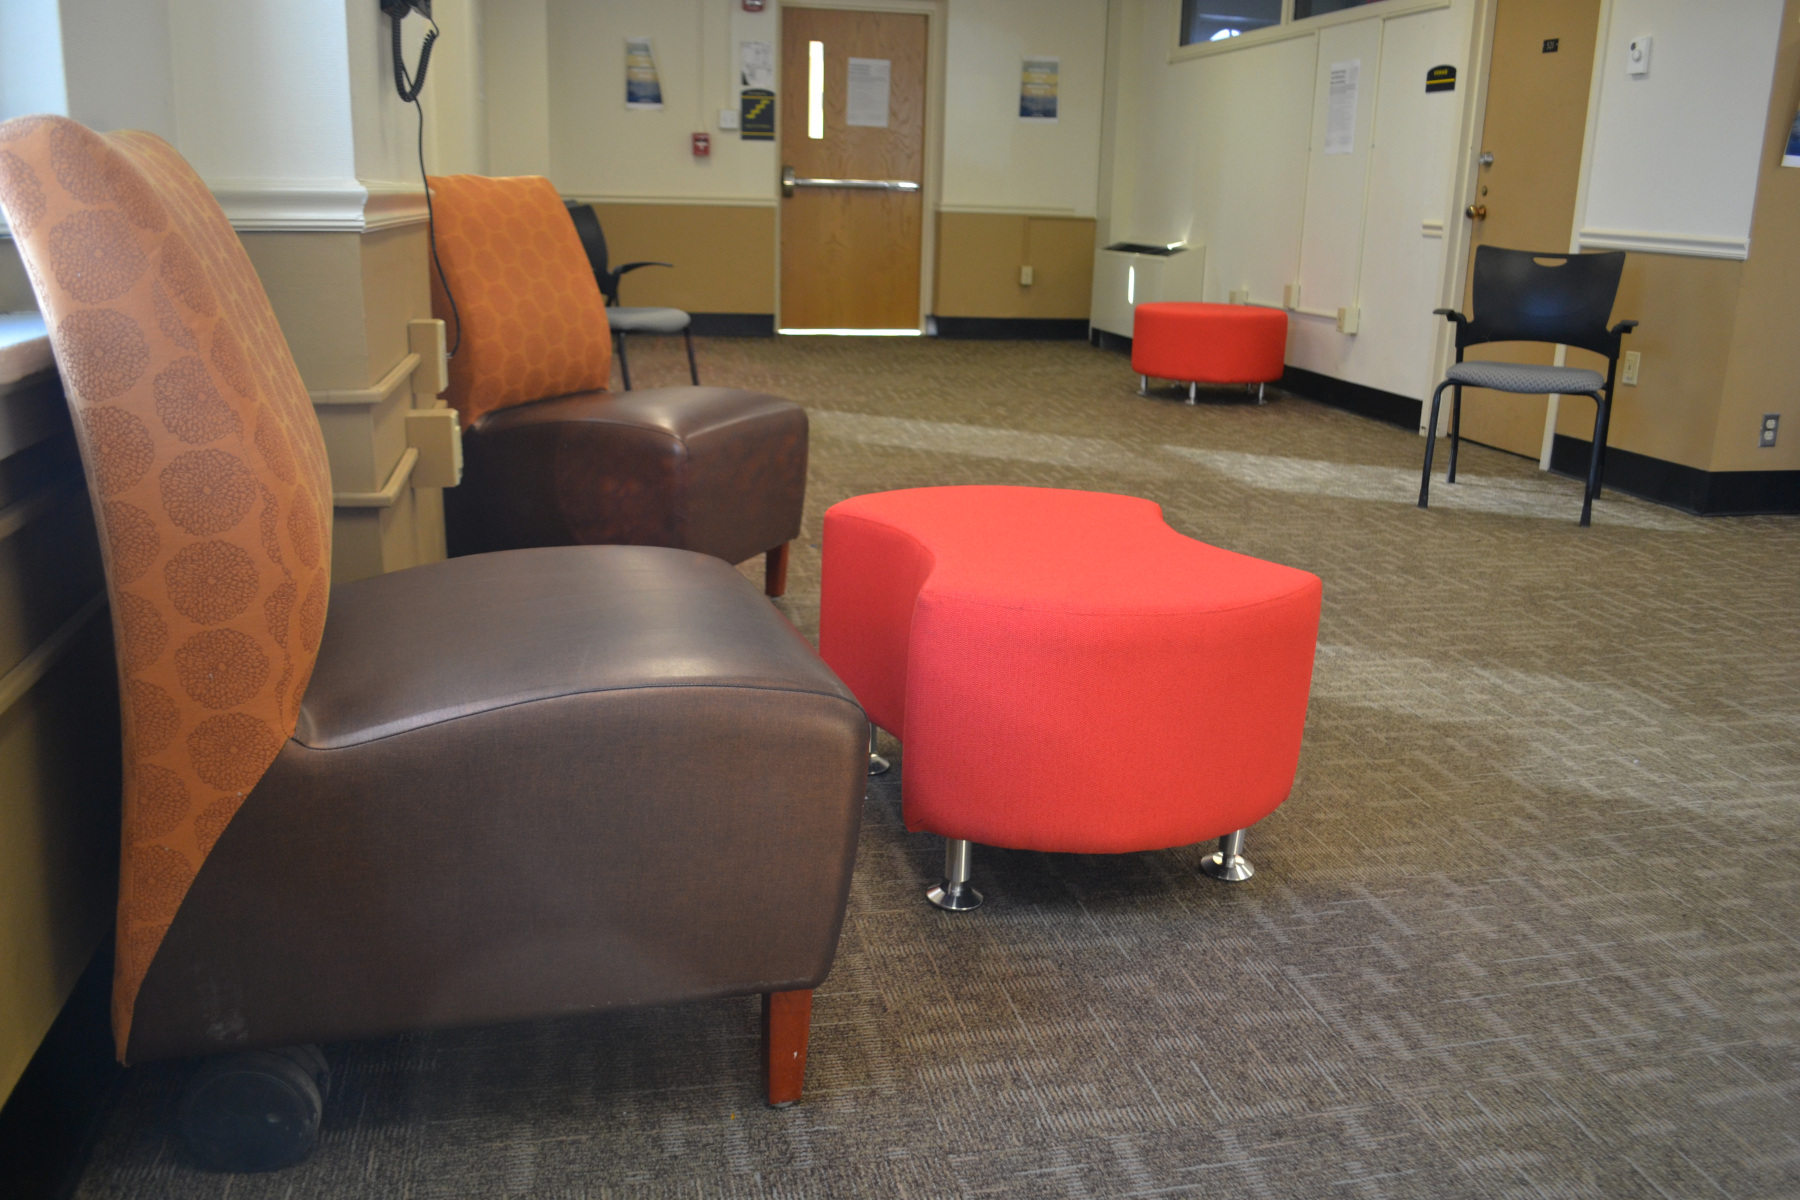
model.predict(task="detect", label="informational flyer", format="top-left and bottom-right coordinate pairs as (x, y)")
top-left (740, 40), bottom-right (774, 91)
top-left (1324, 59), bottom-right (1360, 155)
top-left (626, 37), bottom-right (663, 110)
top-left (1020, 57), bottom-right (1059, 122)
top-left (1784, 105), bottom-right (1800, 167)
top-left (846, 57), bottom-right (891, 128)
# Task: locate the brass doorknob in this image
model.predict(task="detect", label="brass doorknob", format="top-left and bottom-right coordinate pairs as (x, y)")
top-left (1465, 204), bottom-right (1487, 220)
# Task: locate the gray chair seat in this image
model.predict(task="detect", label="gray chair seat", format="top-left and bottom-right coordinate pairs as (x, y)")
top-left (1445, 360), bottom-right (1604, 394)
top-left (609, 306), bottom-right (691, 334)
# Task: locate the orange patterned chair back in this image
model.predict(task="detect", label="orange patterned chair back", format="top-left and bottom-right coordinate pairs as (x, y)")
top-left (0, 116), bottom-right (334, 1055)
top-left (426, 173), bottom-right (613, 424)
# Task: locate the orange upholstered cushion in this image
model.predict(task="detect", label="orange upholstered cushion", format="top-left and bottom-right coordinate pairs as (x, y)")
top-left (0, 116), bottom-right (335, 1055)
top-left (427, 174), bottom-right (612, 424)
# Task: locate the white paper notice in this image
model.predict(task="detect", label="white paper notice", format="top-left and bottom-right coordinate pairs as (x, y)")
top-left (1324, 59), bottom-right (1359, 155)
top-left (740, 41), bottom-right (774, 91)
top-left (846, 57), bottom-right (891, 128)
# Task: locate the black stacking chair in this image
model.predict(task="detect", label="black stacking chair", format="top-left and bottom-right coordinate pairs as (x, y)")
top-left (563, 200), bottom-right (699, 390)
top-left (1420, 246), bottom-right (1637, 526)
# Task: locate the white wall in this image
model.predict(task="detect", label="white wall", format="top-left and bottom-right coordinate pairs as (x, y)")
top-left (421, 0), bottom-right (488, 176)
top-left (479, 0), bottom-right (1107, 212)
top-left (168, 0), bottom-right (359, 188)
top-left (1110, 0), bottom-right (1475, 401)
top-left (59, 0), bottom-right (176, 140)
top-left (483, 0), bottom-right (551, 178)
top-left (0, 0), bottom-right (67, 123)
top-left (1578, 0), bottom-right (1785, 259)
top-left (941, 0), bottom-right (1108, 216)
top-left (543, 0), bottom-right (778, 202)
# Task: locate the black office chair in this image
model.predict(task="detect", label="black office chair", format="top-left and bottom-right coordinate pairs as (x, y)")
top-left (1420, 246), bottom-right (1637, 526)
top-left (563, 200), bottom-right (699, 390)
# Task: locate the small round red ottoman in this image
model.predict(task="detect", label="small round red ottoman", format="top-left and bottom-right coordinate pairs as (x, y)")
top-left (818, 486), bottom-right (1321, 910)
top-left (1132, 302), bottom-right (1288, 402)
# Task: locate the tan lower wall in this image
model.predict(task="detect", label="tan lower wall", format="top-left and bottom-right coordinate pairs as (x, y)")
top-left (933, 213), bottom-right (1096, 320)
top-left (1714, 0), bottom-right (1800, 474)
top-left (1555, 0), bottom-right (1800, 478)
top-left (241, 224), bottom-right (449, 583)
top-left (584, 203), bottom-right (777, 314)
top-left (1557, 254), bottom-right (1740, 472)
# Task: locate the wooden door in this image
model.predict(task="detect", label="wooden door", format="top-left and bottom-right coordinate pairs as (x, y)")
top-left (779, 7), bottom-right (927, 331)
top-left (1456, 0), bottom-right (1602, 457)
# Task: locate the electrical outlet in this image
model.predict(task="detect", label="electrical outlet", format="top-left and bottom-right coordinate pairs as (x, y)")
top-left (1019, 265), bottom-right (1034, 286)
top-left (1229, 287), bottom-right (1250, 305)
top-left (1283, 283), bottom-right (1301, 309)
top-left (1760, 414), bottom-right (1779, 448)
top-left (1336, 305), bottom-right (1360, 334)
top-left (1620, 350), bottom-right (1641, 386)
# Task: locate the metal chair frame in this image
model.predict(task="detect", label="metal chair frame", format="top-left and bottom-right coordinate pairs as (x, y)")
top-left (1420, 247), bottom-right (1637, 527)
top-left (563, 200), bottom-right (699, 391)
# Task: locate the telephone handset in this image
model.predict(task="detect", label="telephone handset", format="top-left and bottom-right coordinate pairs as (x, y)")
top-left (381, 0), bottom-right (438, 103)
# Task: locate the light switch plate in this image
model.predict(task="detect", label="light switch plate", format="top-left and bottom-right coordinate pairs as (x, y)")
top-left (1621, 350), bottom-right (1641, 385)
top-left (719, 107), bottom-right (741, 130)
top-left (1019, 266), bottom-right (1034, 286)
top-left (1627, 36), bottom-right (1651, 76)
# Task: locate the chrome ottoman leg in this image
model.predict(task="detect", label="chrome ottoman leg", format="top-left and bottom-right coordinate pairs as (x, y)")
top-left (869, 725), bottom-right (890, 776)
top-left (1199, 828), bottom-right (1255, 883)
top-left (927, 838), bottom-right (984, 911)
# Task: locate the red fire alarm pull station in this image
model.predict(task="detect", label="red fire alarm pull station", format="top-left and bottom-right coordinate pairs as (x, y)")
top-left (742, 0), bottom-right (766, 10)
top-left (692, 132), bottom-right (711, 158)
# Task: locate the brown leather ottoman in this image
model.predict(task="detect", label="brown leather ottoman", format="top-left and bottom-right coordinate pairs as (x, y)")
top-left (446, 387), bottom-right (808, 593)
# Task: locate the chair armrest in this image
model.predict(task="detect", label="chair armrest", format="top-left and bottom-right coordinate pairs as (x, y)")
top-left (1610, 319), bottom-right (1639, 336)
top-left (1432, 307), bottom-right (1468, 325)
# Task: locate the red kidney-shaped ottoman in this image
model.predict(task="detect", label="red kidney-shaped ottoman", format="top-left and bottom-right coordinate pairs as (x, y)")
top-left (1132, 302), bottom-right (1288, 404)
top-left (818, 486), bottom-right (1321, 910)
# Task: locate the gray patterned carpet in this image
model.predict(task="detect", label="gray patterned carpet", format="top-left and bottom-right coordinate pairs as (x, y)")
top-left (76, 337), bottom-right (1800, 1198)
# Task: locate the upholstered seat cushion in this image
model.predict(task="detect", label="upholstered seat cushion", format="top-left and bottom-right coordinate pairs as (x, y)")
top-left (1445, 360), bottom-right (1605, 394)
top-left (608, 306), bottom-right (691, 335)
top-left (447, 387), bottom-right (808, 566)
top-left (127, 545), bottom-right (869, 1061)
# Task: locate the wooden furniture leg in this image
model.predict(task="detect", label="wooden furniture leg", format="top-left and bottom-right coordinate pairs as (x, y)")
top-left (764, 542), bottom-right (790, 598)
top-left (761, 989), bottom-right (813, 1107)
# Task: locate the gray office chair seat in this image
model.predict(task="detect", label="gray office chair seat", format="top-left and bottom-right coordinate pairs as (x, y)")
top-left (1444, 360), bottom-right (1604, 395)
top-left (609, 307), bottom-right (692, 335)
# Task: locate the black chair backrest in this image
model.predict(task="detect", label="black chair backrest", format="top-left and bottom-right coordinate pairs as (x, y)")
top-left (564, 200), bottom-right (618, 304)
top-left (1463, 246), bottom-right (1626, 359)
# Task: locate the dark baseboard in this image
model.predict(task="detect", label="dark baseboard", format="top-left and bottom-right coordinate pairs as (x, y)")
top-left (1548, 434), bottom-right (1800, 516)
top-left (932, 317), bottom-right (1091, 340)
top-left (0, 945), bottom-right (121, 1200)
top-left (1089, 328), bottom-right (1132, 354)
top-left (689, 313), bottom-right (774, 337)
top-left (1279, 367), bottom-right (1424, 430)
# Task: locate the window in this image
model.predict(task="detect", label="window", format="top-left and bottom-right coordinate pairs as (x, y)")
top-left (1180, 0), bottom-right (1414, 49)
top-left (1293, 0), bottom-right (1383, 17)
top-left (1179, 0), bottom-right (1281, 46)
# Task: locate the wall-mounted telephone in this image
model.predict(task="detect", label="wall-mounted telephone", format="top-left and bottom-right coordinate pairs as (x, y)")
top-left (381, 0), bottom-right (438, 103)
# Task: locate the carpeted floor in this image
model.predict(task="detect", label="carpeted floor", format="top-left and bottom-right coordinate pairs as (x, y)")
top-left (76, 337), bottom-right (1800, 1198)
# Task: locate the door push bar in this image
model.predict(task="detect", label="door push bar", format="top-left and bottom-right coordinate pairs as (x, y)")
top-left (782, 166), bottom-right (921, 197)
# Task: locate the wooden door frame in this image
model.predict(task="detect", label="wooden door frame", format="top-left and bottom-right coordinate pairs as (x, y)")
top-left (775, 0), bottom-right (947, 333)
top-left (1430, 0), bottom-right (1499, 434)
